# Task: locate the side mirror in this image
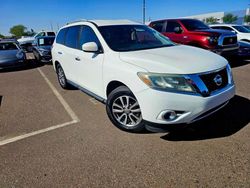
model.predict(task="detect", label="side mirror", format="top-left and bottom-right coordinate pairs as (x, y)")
top-left (174, 27), bottom-right (182, 34)
top-left (82, 42), bottom-right (99, 53)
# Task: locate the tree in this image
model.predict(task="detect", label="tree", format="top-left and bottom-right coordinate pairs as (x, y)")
top-left (9, 25), bottom-right (27, 37)
top-left (0, 33), bottom-right (4, 38)
top-left (205, 17), bottom-right (218, 24)
top-left (244, 15), bottom-right (250, 24)
top-left (25, 29), bottom-right (36, 36)
top-left (222, 13), bottom-right (238, 24)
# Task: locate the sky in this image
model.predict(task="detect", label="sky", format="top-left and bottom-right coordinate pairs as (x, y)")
top-left (0, 0), bottom-right (249, 35)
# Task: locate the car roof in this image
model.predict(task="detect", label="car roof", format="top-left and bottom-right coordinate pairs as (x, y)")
top-left (209, 24), bottom-right (240, 27)
top-left (66, 19), bottom-right (142, 27)
top-left (36, 36), bottom-right (55, 39)
top-left (150, 18), bottom-right (200, 23)
top-left (0, 39), bottom-right (18, 43)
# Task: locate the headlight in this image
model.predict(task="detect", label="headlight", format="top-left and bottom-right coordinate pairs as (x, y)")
top-left (207, 36), bottom-right (218, 44)
top-left (137, 72), bottom-right (196, 93)
top-left (16, 51), bottom-right (24, 59)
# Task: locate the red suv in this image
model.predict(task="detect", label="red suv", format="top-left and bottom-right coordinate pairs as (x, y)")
top-left (149, 19), bottom-right (239, 56)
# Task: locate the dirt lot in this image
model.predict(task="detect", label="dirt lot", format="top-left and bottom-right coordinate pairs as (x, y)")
top-left (0, 55), bottom-right (249, 187)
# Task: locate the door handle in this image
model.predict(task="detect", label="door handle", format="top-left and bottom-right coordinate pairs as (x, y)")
top-left (58, 51), bottom-right (62, 54)
top-left (183, 36), bottom-right (188, 39)
top-left (75, 57), bottom-right (81, 61)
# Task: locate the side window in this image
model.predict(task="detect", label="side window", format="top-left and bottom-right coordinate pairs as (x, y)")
top-left (151, 21), bottom-right (164, 32)
top-left (221, 26), bottom-right (234, 31)
top-left (56, 28), bottom-right (67, 45)
top-left (47, 32), bottom-right (55, 36)
top-left (65, 26), bottom-right (80, 49)
top-left (78, 26), bottom-right (101, 49)
top-left (165, 21), bottom-right (182, 33)
top-left (36, 32), bottom-right (45, 38)
top-left (211, 26), bottom-right (221, 29)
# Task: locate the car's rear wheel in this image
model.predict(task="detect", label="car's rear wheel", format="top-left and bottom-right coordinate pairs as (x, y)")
top-left (106, 86), bottom-right (145, 132)
top-left (56, 64), bottom-right (70, 89)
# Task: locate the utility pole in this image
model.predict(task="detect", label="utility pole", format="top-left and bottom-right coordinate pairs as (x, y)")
top-left (143, 0), bottom-right (146, 24)
top-left (50, 21), bottom-right (53, 31)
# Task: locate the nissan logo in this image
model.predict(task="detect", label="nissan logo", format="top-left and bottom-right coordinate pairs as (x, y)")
top-left (214, 74), bottom-right (223, 86)
top-left (229, 38), bottom-right (233, 43)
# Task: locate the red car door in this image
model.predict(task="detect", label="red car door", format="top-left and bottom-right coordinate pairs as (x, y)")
top-left (162, 20), bottom-right (188, 44)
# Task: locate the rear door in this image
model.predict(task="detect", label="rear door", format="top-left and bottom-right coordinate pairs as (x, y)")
top-left (62, 25), bottom-right (81, 83)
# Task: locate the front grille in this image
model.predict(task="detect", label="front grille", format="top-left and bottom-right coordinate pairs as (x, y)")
top-left (199, 68), bottom-right (228, 93)
top-left (223, 36), bottom-right (237, 45)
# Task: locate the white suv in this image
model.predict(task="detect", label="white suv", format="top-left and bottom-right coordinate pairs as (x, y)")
top-left (210, 24), bottom-right (250, 42)
top-left (52, 20), bottom-right (235, 132)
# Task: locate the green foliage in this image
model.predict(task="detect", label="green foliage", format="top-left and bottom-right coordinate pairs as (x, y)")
top-left (9, 25), bottom-right (27, 37)
top-left (222, 13), bottom-right (238, 24)
top-left (205, 17), bottom-right (218, 24)
top-left (244, 15), bottom-right (250, 23)
top-left (25, 30), bottom-right (36, 36)
top-left (0, 33), bottom-right (4, 38)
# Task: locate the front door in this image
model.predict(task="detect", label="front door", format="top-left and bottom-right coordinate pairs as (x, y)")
top-left (74, 25), bottom-right (104, 97)
top-left (163, 21), bottom-right (186, 44)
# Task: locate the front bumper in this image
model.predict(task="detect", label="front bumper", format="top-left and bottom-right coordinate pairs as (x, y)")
top-left (135, 84), bottom-right (235, 127)
top-left (0, 59), bottom-right (26, 69)
top-left (211, 45), bottom-right (239, 56)
top-left (40, 55), bottom-right (52, 62)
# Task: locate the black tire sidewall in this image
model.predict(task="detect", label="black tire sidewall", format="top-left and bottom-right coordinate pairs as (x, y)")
top-left (106, 86), bottom-right (145, 132)
top-left (56, 64), bottom-right (68, 89)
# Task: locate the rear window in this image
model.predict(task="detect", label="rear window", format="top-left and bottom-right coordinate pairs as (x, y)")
top-left (47, 32), bottom-right (55, 36)
top-left (64, 26), bottom-right (80, 49)
top-left (56, 28), bottom-right (67, 44)
top-left (0, 42), bottom-right (18, 50)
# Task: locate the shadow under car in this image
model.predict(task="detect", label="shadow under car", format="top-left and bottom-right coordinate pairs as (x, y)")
top-left (161, 95), bottom-right (250, 141)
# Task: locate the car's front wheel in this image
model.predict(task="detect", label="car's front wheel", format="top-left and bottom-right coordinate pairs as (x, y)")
top-left (34, 51), bottom-right (42, 63)
top-left (106, 86), bottom-right (145, 132)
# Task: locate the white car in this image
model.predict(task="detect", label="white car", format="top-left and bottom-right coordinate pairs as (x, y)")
top-left (18, 31), bottom-right (55, 51)
top-left (210, 24), bottom-right (250, 42)
top-left (52, 20), bottom-right (235, 132)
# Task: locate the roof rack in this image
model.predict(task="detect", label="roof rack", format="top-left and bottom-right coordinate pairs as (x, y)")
top-left (66, 19), bottom-right (88, 25)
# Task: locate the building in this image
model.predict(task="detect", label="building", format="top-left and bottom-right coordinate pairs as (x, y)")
top-left (185, 8), bottom-right (250, 24)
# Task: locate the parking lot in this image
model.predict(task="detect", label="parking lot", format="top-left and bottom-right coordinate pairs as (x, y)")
top-left (0, 54), bottom-right (249, 187)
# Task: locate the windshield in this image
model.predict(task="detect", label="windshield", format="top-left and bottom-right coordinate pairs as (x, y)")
top-left (38, 37), bottom-right (55, 46)
top-left (233, 26), bottom-right (250, 33)
top-left (0, 42), bottom-right (18, 50)
top-left (98, 25), bottom-right (174, 52)
top-left (181, 19), bottom-right (210, 31)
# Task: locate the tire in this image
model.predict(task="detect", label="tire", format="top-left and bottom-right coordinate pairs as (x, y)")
top-left (106, 86), bottom-right (145, 132)
top-left (34, 51), bottom-right (42, 64)
top-left (56, 64), bottom-right (70, 89)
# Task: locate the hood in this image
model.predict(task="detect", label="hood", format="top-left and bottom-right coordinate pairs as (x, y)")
top-left (0, 50), bottom-right (19, 60)
top-left (17, 37), bottom-right (35, 43)
top-left (189, 28), bottom-right (235, 36)
top-left (119, 45), bottom-right (227, 74)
